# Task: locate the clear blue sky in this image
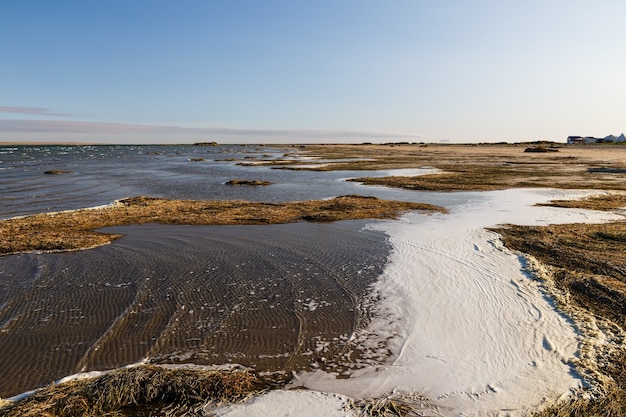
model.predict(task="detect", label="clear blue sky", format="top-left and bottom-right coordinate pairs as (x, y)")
top-left (1, 1), bottom-right (625, 144)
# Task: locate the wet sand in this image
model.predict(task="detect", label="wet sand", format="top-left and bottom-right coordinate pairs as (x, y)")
top-left (0, 221), bottom-right (390, 398)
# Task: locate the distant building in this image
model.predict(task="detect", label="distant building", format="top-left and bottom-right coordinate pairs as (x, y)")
top-left (567, 133), bottom-right (625, 144)
top-left (567, 136), bottom-right (584, 145)
top-left (566, 135), bottom-right (596, 144)
top-left (603, 135), bottom-right (617, 142)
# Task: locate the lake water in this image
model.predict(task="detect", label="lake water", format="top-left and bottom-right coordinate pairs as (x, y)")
top-left (0, 144), bottom-right (463, 219)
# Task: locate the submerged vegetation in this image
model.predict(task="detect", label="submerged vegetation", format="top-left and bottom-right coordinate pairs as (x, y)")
top-left (0, 195), bottom-right (445, 256)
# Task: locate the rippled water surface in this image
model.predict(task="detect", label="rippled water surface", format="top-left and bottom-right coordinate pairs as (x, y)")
top-left (0, 222), bottom-right (391, 397)
top-left (0, 144), bottom-right (466, 218)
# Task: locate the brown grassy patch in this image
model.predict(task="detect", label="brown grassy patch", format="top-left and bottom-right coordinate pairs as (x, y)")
top-left (270, 144), bottom-right (626, 191)
top-left (0, 195), bottom-right (445, 256)
top-left (44, 170), bottom-right (74, 175)
top-left (532, 382), bottom-right (626, 417)
top-left (538, 193), bottom-right (626, 211)
top-left (524, 145), bottom-right (558, 153)
top-left (493, 222), bottom-right (626, 326)
top-left (225, 179), bottom-right (273, 186)
top-left (0, 365), bottom-right (267, 417)
top-left (349, 162), bottom-right (626, 192)
top-left (348, 171), bottom-right (507, 191)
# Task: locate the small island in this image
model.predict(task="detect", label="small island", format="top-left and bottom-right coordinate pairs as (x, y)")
top-left (225, 179), bottom-right (273, 186)
top-left (44, 170), bottom-right (74, 175)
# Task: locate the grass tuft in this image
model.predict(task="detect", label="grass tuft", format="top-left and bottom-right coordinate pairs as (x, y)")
top-left (0, 365), bottom-right (267, 417)
top-left (345, 394), bottom-right (435, 417)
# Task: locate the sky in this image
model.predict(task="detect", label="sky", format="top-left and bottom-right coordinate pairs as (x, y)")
top-left (1, 1), bottom-right (625, 144)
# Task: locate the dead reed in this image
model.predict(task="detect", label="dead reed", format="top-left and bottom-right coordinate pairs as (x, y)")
top-left (349, 163), bottom-right (626, 192)
top-left (345, 394), bottom-right (437, 417)
top-left (0, 365), bottom-right (267, 417)
top-left (538, 193), bottom-right (626, 211)
top-left (0, 195), bottom-right (445, 256)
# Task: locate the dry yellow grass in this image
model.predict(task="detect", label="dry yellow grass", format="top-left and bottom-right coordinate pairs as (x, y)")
top-left (271, 143), bottom-right (626, 191)
top-left (538, 192), bottom-right (626, 211)
top-left (0, 195), bottom-right (445, 256)
top-left (346, 394), bottom-right (434, 417)
top-left (0, 365), bottom-right (266, 417)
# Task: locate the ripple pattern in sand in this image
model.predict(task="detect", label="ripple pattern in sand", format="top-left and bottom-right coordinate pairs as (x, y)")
top-left (0, 221), bottom-right (389, 397)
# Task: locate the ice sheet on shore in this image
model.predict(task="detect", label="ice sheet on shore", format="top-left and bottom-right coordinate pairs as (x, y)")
top-left (216, 188), bottom-right (624, 417)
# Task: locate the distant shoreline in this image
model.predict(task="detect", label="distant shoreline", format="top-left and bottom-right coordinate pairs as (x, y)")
top-left (0, 141), bottom-right (106, 146)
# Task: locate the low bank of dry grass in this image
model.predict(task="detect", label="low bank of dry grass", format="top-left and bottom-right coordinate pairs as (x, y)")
top-left (0, 195), bottom-right (445, 256)
top-left (349, 162), bottom-right (626, 192)
top-left (494, 221), bottom-right (626, 327)
top-left (275, 144), bottom-right (626, 192)
top-left (538, 193), bottom-right (626, 211)
top-left (0, 365), bottom-right (266, 417)
top-left (349, 170), bottom-right (508, 191)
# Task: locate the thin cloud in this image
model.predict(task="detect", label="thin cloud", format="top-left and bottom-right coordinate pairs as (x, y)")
top-left (0, 119), bottom-right (192, 134)
top-left (0, 119), bottom-right (421, 142)
top-left (0, 106), bottom-right (72, 117)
